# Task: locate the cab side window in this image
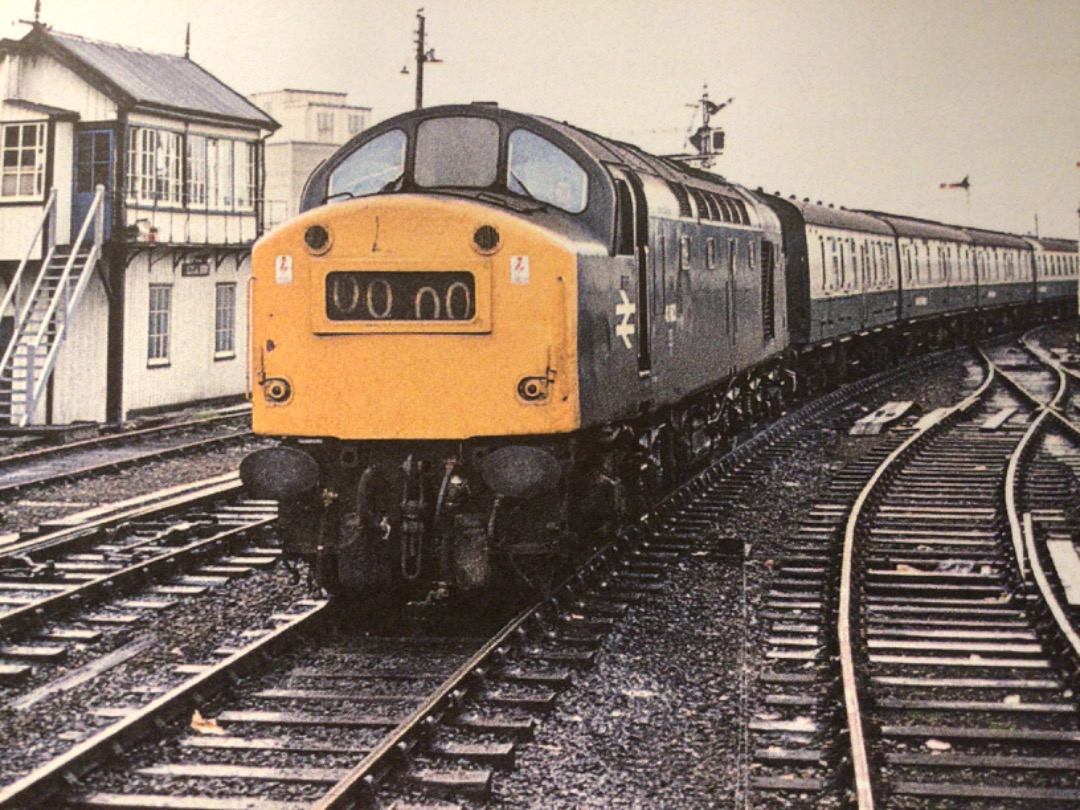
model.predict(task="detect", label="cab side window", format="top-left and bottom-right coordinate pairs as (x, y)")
top-left (507, 129), bottom-right (588, 213)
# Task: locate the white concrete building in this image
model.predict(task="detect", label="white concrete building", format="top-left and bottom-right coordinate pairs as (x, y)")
top-left (248, 89), bottom-right (370, 229)
top-left (0, 23), bottom-right (278, 427)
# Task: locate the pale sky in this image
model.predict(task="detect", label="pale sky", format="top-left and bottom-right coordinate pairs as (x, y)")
top-left (6, 0), bottom-right (1079, 237)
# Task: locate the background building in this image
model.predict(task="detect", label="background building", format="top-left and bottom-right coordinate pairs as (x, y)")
top-left (0, 22), bottom-right (278, 428)
top-left (248, 89), bottom-right (370, 229)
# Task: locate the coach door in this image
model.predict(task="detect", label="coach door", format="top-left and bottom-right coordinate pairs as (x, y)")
top-left (73, 128), bottom-right (113, 241)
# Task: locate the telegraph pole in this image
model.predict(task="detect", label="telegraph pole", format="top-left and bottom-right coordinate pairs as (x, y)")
top-left (404, 9), bottom-right (442, 110)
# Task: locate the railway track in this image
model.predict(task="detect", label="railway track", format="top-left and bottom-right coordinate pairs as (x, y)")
top-left (0, 407), bottom-right (253, 498)
top-left (0, 473), bottom-right (282, 689)
top-left (830, 337), bottom-right (1080, 808)
top-left (0, 345), bottom-right (966, 808)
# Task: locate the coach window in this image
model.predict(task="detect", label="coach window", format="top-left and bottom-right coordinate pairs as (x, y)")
top-left (819, 237), bottom-right (828, 292)
top-left (706, 237), bottom-right (716, 269)
top-left (507, 129), bottom-right (587, 213)
top-left (328, 129), bottom-right (406, 199)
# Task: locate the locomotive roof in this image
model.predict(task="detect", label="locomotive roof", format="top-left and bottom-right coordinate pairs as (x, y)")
top-left (859, 211), bottom-right (973, 243)
top-left (532, 110), bottom-right (748, 196)
top-left (351, 104), bottom-right (747, 195)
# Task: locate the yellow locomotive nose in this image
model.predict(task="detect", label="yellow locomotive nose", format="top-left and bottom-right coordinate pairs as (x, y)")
top-left (250, 195), bottom-right (580, 442)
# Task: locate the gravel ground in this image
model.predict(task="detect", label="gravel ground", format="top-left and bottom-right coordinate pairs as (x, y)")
top-left (494, 351), bottom-right (981, 809)
top-left (0, 436), bottom-right (270, 534)
top-left (0, 564), bottom-right (318, 791)
top-left (1033, 320), bottom-right (1080, 353)
top-left (0, 334), bottom-right (1064, 806)
top-left (0, 412), bottom-right (309, 794)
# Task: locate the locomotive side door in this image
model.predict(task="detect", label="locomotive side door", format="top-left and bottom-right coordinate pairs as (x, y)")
top-left (612, 168), bottom-right (651, 374)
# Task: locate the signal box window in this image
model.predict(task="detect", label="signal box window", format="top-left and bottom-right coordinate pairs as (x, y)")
top-left (328, 129), bottom-right (407, 200)
top-left (507, 129), bottom-right (588, 213)
top-left (1, 122), bottom-right (47, 200)
top-left (147, 284), bottom-right (172, 366)
top-left (416, 117), bottom-right (499, 189)
top-left (214, 283), bottom-right (237, 359)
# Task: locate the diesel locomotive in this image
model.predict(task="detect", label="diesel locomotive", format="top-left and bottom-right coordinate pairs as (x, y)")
top-left (240, 103), bottom-right (1078, 600)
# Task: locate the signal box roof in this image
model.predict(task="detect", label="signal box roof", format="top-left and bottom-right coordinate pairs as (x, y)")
top-left (1, 24), bottom-right (277, 131)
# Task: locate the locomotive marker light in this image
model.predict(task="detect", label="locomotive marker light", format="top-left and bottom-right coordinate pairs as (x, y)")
top-left (473, 224), bottom-right (501, 254)
top-left (262, 377), bottom-right (292, 404)
top-left (518, 376), bottom-right (549, 402)
top-left (304, 224), bottom-right (332, 254)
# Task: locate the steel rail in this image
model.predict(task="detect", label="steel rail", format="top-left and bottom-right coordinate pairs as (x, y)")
top-left (318, 350), bottom-right (978, 809)
top-left (0, 472), bottom-right (244, 560)
top-left (0, 408), bottom-right (249, 471)
top-left (0, 428), bottom-right (255, 498)
top-left (998, 336), bottom-right (1080, 662)
top-left (312, 525), bottom-right (635, 810)
top-left (0, 599), bottom-right (330, 808)
top-left (837, 352), bottom-right (996, 809)
top-left (311, 601), bottom-right (539, 810)
top-left (0, 514), bottom-right (275, 640)
top-left (985, 341), bottom-right (1068, 581)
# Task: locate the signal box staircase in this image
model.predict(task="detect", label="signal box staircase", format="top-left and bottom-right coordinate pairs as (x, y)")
top-left (0, 186), bottom-right (105, 427)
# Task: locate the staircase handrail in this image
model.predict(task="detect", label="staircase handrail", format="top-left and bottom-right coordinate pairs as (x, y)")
top-left (21, 185), bottom-right (105, 425)
top-left (29, 185), bottom-right (104, 351)
top-left (0, 189), bottom-right (60, 397)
